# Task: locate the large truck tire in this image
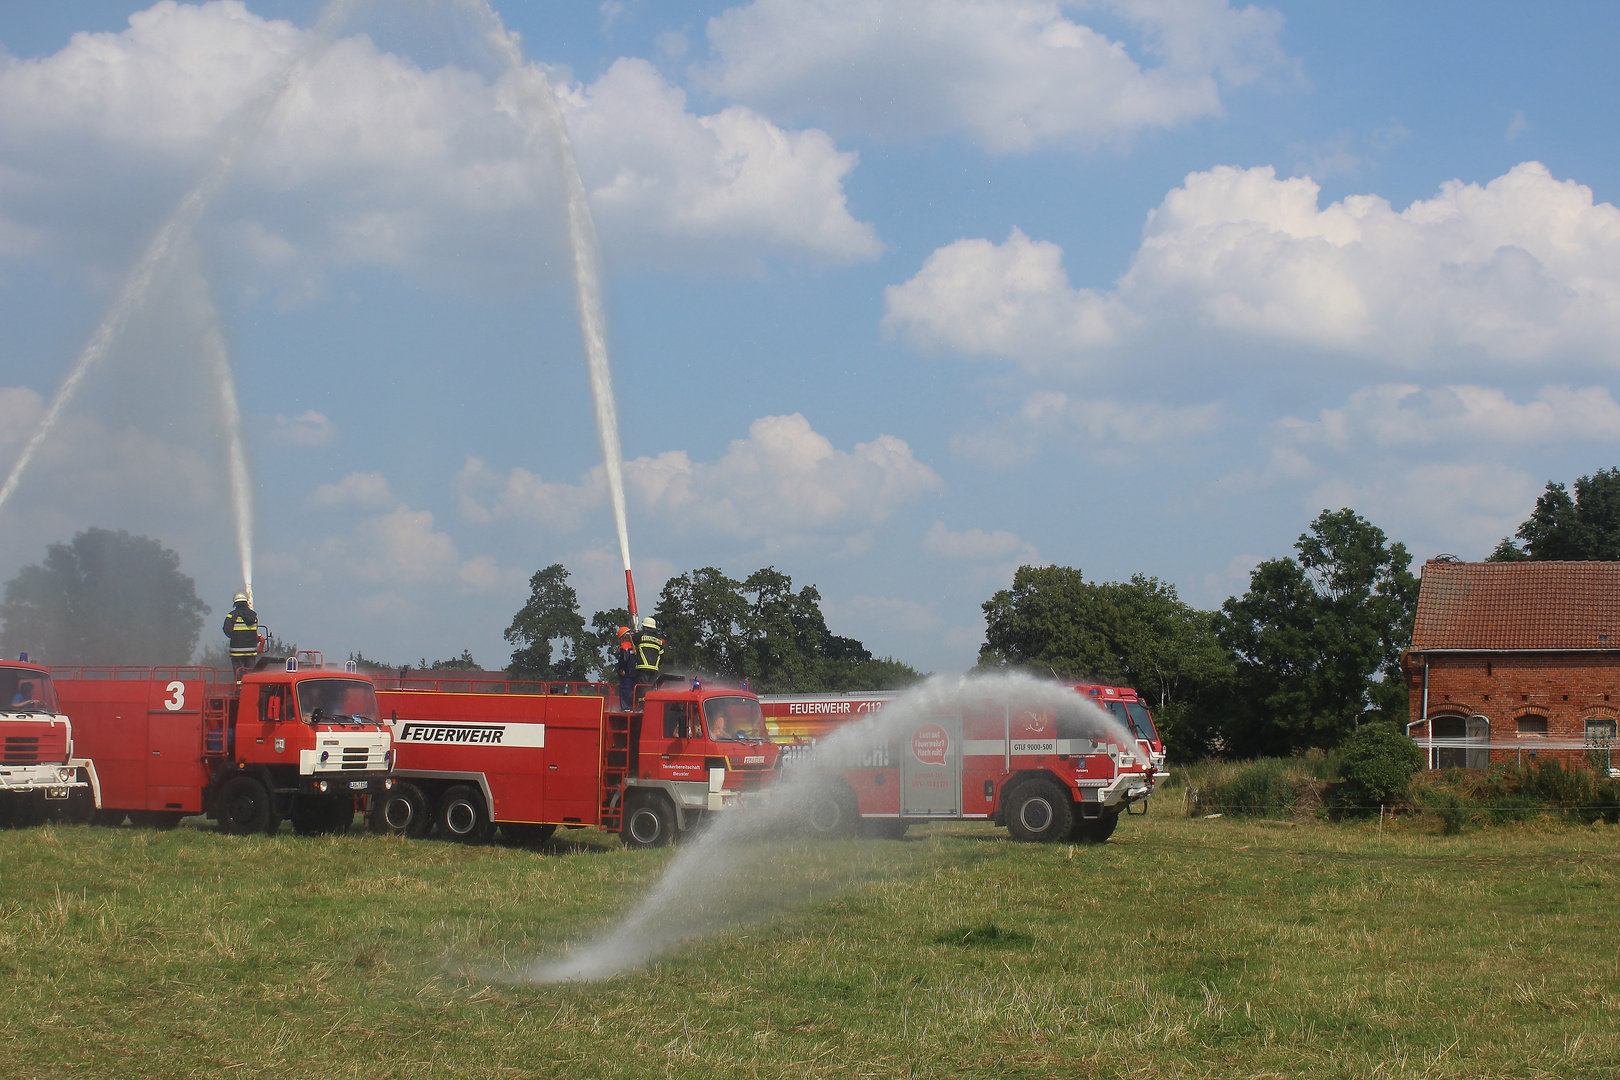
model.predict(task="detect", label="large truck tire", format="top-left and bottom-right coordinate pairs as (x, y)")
top-left (500, 822), bottom-right (558, 847)
top-left (803, 780), bottom-right (859, 839)
top-left (216, 776), bottom-right (273, 836)
top-left (1072, 809), bottom-right (1120, 844)
top-left (1005, 780), bottom-right (1075, 843)
top-left (369, 782), bottom-right (430, 838)
top-left (437, 785), bottom-right (491, 843)
top-left (621, 790), bottom-right (676, 849)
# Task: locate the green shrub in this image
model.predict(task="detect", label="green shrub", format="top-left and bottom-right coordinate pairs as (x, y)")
top-left (1334, 722), bottom-right (1422, 814)
top-left (1189, 758), bottom-right (1300, 817)
top-left (1425, 790), bottom-right (1470, 835)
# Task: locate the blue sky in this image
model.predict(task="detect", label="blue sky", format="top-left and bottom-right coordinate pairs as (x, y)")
top-left (2, 0), bottom-right (1618, 674)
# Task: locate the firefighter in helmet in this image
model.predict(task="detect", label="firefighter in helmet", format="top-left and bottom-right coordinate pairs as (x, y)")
top-left (223, 592), bottom-right (260, 685)
top-left (614, 625), bottom-right (637, 710)
top-left (633, 616), bottom-right (665, 707)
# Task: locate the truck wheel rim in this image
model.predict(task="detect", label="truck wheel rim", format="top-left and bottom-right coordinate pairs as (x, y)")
top-left (446, 802), bottom-right (476, 834)
top-left (384, 797), bottom-right (414, 830)
top-left (1020, 798), bottom-right (1053, 832)
top-left (808, 800), bottom-right (841, 832)
top-left (629, 808), bottom-right (662, 843)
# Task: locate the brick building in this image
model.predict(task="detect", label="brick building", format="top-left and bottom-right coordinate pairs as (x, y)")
top-left (1405, 559), bottom-right (1620, 772)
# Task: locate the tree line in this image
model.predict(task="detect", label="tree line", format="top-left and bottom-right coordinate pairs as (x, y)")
top-left (6, 468), bottom-right (1619, 760)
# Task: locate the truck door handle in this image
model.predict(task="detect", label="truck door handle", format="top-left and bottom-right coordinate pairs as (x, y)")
top-left (661, 754), bottom-right (672, 761)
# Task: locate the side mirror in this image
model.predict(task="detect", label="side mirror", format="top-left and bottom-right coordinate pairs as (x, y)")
top-left (308, 706), bottom-right (325, 727)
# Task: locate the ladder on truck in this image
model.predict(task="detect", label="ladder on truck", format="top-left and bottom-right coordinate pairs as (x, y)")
top-left (598, 711), bottom-right (630, 833)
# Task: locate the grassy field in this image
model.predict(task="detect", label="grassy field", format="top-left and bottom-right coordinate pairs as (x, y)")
top-left (2, 809), bottom-right (1618, 1079)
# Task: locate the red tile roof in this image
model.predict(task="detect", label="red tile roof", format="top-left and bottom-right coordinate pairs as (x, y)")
top-left (1412, 560), bottom-right (1620, 651)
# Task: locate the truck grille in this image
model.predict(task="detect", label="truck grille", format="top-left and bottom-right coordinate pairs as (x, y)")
top-left (4, 736), bottom-right (41, 764)
top-left (341, 746), bottom-right (371, 770)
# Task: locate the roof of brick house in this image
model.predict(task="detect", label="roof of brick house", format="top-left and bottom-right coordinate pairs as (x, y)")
top-left (1411, 559), bottom-right (1620, 651)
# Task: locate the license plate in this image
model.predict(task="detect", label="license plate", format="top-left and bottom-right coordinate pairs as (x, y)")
top-left (348, 781), bottom-right (369, 790)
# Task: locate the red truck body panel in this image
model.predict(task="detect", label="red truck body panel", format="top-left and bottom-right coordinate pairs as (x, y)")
top-left (55, 671), bottom-right (220, 814)
top-left (379, 689), bottom-right (607, 826)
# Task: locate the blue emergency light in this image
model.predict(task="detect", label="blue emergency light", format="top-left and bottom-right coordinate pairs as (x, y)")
top-left (16, 652), bottom-right (26, 662)
top-left (286, 656), bottom-right (298, 672)
top-left (692, 677), bottom-right (702, 691)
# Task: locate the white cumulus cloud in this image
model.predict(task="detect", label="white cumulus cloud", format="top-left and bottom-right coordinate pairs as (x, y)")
top-left (924, 521), bottom-right (1037, 562)
top-left (700, 0), bottom-right (1296, 152)
top-left (0, 1), bottom-right (881, 289)
top-left (1278, 383), bottom-right (1620, 452)
top-left (886, 162), bottom-right (1620, 371)
top-left (309, 471), bottom-right (396, 510)
top-left (626, 413), bottom-right (943, 541)
top-left (951, 389), bottom-right (1221, 466)
top-left (268, 409), bottom-right (339, 448)
top-left (458, 414), bottom-right (941, 547)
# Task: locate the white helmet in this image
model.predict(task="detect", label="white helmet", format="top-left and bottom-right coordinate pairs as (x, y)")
top-left (233, 592), bottom-right (249, 604)
top-left (640, 616), bottom-right (657, 631)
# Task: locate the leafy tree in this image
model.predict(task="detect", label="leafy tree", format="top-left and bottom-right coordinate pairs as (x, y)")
top-left (1490, 467), bottom-right (1620, 560)
top-left (651, 565), bottom-right (920, 693)
top-left (1218, 509), bottom-right (1417, 755)
top-left (429, 650), bottom-right (481, 671)
top-left (505, 564), bottom-right (595, 680)
top-left (0, 528), bottom-right (209, 665)
top-left (654, 567), bottom-right (752, 678)
top-left (977, 566), bottom-right (1234, 759)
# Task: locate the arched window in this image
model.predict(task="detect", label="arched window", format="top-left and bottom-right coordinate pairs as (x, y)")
top-left (1516, 715), bottom-right (1548, 736)
top-left (1586, 717), bottom-right (1618, 747)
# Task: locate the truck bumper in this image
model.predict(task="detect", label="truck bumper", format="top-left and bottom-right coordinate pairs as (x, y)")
top-left (295, 773), bottom-right (395, 796)
top-left (1078, 774), bottom-right (1154, 811)
top-left (0, 762), bottom-right (93, 798)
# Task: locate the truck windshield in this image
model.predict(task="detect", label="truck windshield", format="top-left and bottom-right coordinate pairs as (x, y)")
top-left (0, 669), bottom-right (58, 714)
top-left (1125, 702), bottom-right (1159, 743)
top-left (297, 678), bottom-right (380, 724)
top-left (703, 696), bottom-right (766, 742)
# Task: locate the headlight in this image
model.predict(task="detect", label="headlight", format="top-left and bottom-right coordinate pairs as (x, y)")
top-left (316, 780), bottom-right (329, 792)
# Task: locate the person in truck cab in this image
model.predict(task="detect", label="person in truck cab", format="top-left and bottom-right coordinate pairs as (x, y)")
top-left (223, 593), bottom-right (259, 685)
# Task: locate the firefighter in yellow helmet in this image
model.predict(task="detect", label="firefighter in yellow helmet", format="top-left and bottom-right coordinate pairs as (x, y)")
top-left (632, 616), bottom-right (665, 708)
top-left (222, 592), bottom-right (259, 686)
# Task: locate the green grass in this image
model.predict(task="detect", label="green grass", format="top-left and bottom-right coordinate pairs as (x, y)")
top-left (3, 813), bottom-right (1619, 1078)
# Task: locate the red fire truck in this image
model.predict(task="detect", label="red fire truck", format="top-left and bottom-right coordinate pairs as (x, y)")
top-left (759, 684), bottom-right (1158, 843)
top-left (53, 655), bottom-right (395, 834)
top-left (0, 656), bottom-right (98, 826)
top-left (367, 675), bottom-right (778, 848)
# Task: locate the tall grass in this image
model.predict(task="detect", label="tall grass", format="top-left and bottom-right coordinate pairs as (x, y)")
top-left (1167, 752), bottom-right (1339, 818)
top-left (3, 815), bottom-right (1620, 1077)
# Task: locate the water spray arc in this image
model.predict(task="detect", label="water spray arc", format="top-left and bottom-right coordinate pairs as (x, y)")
top-left (458, 0), bottom-right (640, 621)
top-left (0, 0), bottom-right (363, 603)
top-left (201, 307), bottom-right (257, 608)
top-left (524, 673), bottom-right (1151, 983)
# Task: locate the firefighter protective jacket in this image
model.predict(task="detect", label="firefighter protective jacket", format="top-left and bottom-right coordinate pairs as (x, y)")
top-left (635, 632), bottom-right (665, 674)
top-left (224, 606), bottom-right (259, 658)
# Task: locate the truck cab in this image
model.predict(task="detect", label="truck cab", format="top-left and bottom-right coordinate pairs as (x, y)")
top-left (617, 682), bottom-right (778, 847)
top-left (1073, 683), bottom-right (1166, 771)
top-left (218, 661), bottom-right (394, 833)
top-left (0, 658), bottom-right (96, 826)
top-left (54, 657), bottom-right (393, 835)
